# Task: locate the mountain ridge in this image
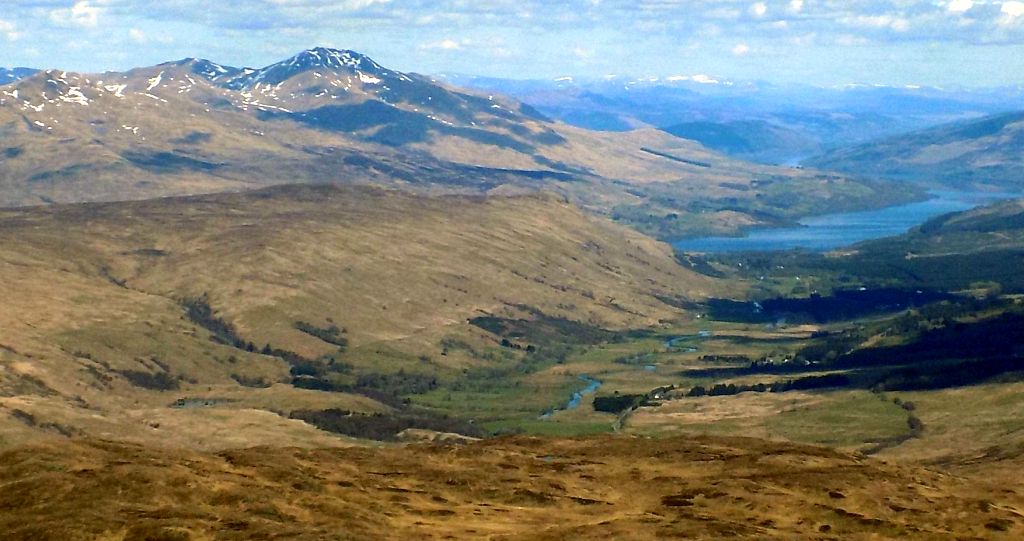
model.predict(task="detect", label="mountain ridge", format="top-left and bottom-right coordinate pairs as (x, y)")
top-left (0, 47), bottom-right (915, 239)
top-left (804, 110), bottom-right (1024, 189)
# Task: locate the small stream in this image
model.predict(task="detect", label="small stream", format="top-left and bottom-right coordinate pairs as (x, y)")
top-left (539, 333), bottom-right (714, 419)
top-left (540, 375), bottom-right (603, 419)
top-left (664, 330), bottom-right (713, 350)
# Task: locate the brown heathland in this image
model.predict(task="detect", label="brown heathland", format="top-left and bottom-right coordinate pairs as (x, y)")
top-left (2, 434), bottom-right (1021, 540)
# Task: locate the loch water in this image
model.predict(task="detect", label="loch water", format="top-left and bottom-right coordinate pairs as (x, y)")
top-left (672, 191), bottom-right (1021, 253)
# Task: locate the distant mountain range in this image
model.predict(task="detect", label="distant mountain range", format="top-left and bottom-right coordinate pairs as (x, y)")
top-left (442, 73), bottom-right (1024, 165)
top-left (805, 111), bottom-right (1024, 190)
top-left (0, 48), bottom-right (911, 239)
top-left (0, 67), bottom-right (37, 85)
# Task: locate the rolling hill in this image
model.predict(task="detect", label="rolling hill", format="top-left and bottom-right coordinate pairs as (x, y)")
top-left (805, 111), bottom-right (1024, 190)
top-left (0, 48), bottom-right (914, 239)
top-left (2, 434), bottom-right (1021, 540)
top-left (660, 119), bottom-right (819, 164)
top-left (0, 184), bottom-right (716, 448)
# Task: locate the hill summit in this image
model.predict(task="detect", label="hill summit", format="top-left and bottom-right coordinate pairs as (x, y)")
top-left (224, 47), bottom-right (395, 90)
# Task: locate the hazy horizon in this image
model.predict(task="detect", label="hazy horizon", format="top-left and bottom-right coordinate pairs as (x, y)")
top-left (3, 1), bottom-right (1024, 88)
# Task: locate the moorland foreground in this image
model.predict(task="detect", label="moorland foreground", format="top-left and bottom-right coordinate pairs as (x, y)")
top-left (2, 48), bottom-right (1024, 539)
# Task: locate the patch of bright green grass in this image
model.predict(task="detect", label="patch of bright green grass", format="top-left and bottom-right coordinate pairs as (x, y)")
top-left (765, 391), bottom-right (909, 447)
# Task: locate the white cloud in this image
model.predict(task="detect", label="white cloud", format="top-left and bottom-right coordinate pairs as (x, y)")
top-left (572, 46), bottom-right (594, 59)
top-left (419, 38), bottom-right (462, 51)
top-left (50, 1), bottom-right (103, 28)
top-left (750, 2), bottom-right (767, 18)
top-left (732, 42), bottom-right (751, 55)
top-left (0, 20), bottom-right (21, 41)
top-left (789, 0), bottom-right (804, 13)
top-left (999, 1), bottom-right (1024, 26)
top-left (842, 14), bottom-right (910, 32)
top-left (129, 28), bottom-right (146, 43)
top-left (836, 34), bottom-right (870, 46)
top-left (947, 0), bottom-right (973, 12)
top-left (1003, 1), bottom-right (1024, 17)
top-left (691, 74), bottom-right (720, 84)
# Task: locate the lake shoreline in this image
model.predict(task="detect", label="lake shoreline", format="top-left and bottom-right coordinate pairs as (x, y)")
top-left (671, 189), bottom-right (1022, 254)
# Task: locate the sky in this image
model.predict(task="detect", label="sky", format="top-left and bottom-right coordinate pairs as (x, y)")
top-left (3, 0), bottom-right (1024, 87)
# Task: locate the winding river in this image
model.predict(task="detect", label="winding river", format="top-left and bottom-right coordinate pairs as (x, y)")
top-left (540, 375), bottom-right (603, 418)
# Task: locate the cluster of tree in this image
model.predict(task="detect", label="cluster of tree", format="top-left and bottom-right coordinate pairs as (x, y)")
top-left (698, 354), bottom-right (753, 364)
top-left (290, 409), bottom-right (485, 442)
top-left (182, 296), bottom-right (370, 395)
top-left (287, 353), bottom-right (352, 379)
top-left (294, 321), bottom-right (348, 349)
top-left (469, 305), bottom-right (628, 348)
top-left (182, 296), bottom-right (253, 350)
top-left (593, 394), bottom-right (645, 414)
top-left (288, 366), bottom-right (436, 408)
top-left (797, 332), bottom-right (864, 364)
top-left (868, 356), bottom-right (1024, 391)
top-left (834, 311), bottom-right (1024, 370)
top-left (355, 370), bottom-right (439, 397)
top-left (499, 338), bottom-right (536, 352)
top-left (686, 373), bottom-right (851, 397)
top-left (720, 239), bottom-right (1024, 294)
top-left (116, 369), bottom-right (180, 391)
top-left (706, 289), bottom-right (956, 325)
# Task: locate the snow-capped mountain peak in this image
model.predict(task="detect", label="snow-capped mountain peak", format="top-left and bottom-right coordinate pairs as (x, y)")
top-left (163, 58), bottom-right (240, 81)
top-left (224, 47), bottom-right (396, 90)
top-left (290, 47), bottom-right (384, 72)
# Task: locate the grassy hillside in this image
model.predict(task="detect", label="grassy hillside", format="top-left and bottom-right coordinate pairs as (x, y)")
top-left (0, 51), bottom-right (917, 239)
top-left (661, 119), bottom-right (820, 164)
top-left (0, 184), bottom-right (715, 447)
top-left (2, 435), bottom-right (1021, 540)
top-left (806, 111), bottom-right (1024, 189)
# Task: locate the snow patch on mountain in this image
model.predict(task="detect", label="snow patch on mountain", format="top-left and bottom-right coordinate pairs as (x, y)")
top-left (146, 71), bottom-right (164, 92)
top-left (59, 86), bottom-right (89, 105)
top-left (103, 84), bottom-right (127, 98)
top-left (358, 72), bottom-right (381, 85)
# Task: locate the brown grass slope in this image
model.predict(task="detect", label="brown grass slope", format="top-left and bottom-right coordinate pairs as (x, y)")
top-left (0, 51), bottom-right (912, 238)
top-left (1, 434), bottom-right (1021, 540)
top-left (0, 184), bottom-right (714, 448)
top-left (0, 61), bottom-right (757, 205)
